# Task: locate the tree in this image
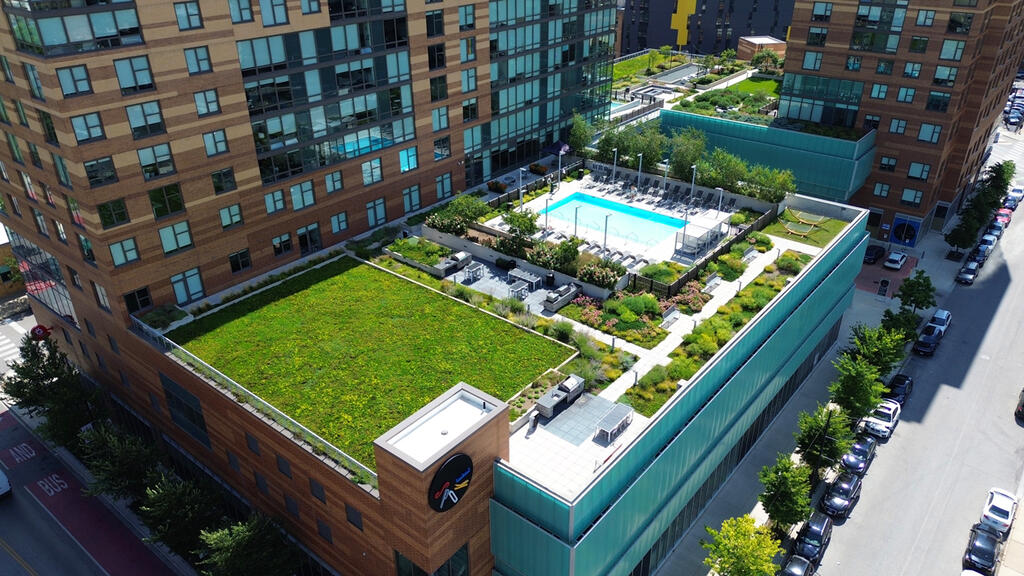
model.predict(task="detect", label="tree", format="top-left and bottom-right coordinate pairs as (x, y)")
top-left (567, 112), bottom-right (594, 160)
top-left (702, 515), bottom-right (781, 576)
top-left (669, 127), bottom-right (706, 180)
top-left (79, 424), bottom-right (162, 502)
top-left (894, 269), bottom-right (936, 313)
top-left (944, 220), bottom-right (978, 255)
top-left (721, 48), bottom-right (737, 62)
top-left (595, 128), bottom-right (622, 164)
top-left (828, 353), bottom-right (883, 420)
top-left (496, 209), bottom-right (539, 258)
top-left (139, 475), bottom-right (225, 561)
top-left (794, 404), bottom-right (853, 477)
top-left (758, 454), bottom-right (812, 530)
top-left (200, 515), bottom-right (299, 576)
top-left (750, 49), bottom-right (782, 72)
top-left (699, 148), bottom-right (748, 191)
top-left (881, 307), bottom-right (921, 342)
top-left (634, 120), bottom-right (669, 174)
top-left (843, 323), bottom-right (906, 376)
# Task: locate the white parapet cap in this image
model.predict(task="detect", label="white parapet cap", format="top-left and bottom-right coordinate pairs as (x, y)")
top-left (375, 382), bottom-right (506, 471)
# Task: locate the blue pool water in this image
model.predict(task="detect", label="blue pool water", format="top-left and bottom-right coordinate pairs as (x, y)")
top-left (540, 193), bottom-right (687, 248)
top-left (610, 101), bottom-right (627, 110)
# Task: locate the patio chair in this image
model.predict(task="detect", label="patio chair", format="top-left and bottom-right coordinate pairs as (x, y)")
top-left (726, 197), bottom-right (737, 210)
top-left (693, 190), bottom-right (705, 204)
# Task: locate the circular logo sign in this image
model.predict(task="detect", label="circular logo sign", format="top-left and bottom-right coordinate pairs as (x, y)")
top-left (29, 325), bottom-right (50, 341)
top-left (428, 453), bottom-right (473, 512)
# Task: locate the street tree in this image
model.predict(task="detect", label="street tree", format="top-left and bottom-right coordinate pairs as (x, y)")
top-left (139, 475), bottom-right (225, 562)
top-left (758, 453), bottom-right (812, 530)
top-left (828, 352), bottom-right (883, 420)
top-left (702, 515), bottom-right (781, 576)
top-left (200, 515), bottom-right (299, 576)
top-left (843, 323), bottom-right (906, 376)
top-left (895, 270), bottom-right (936, 313)
top-left (567, 112), bottom-right (594, 159)
top-left (794, 404), bottom-right (853, 478)
top-left (880, 307), bottom-right (921, 342)
top-left (79, 424), bottom-right (162, 502)
top-left (944, 220), bottom-right (977, 255)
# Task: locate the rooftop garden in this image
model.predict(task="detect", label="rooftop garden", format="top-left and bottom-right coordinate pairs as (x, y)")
top-left (167, 257), bottom-right (573, 470)
top-left (762, 208), bottom-right (846, 248)
top-left (672, 78), bottom-right (781, 126)
top-left (613, 47), bottom-right (692, 88)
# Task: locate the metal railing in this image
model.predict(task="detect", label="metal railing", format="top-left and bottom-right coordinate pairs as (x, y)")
top-left (129, 317), bottom-right (380, 495)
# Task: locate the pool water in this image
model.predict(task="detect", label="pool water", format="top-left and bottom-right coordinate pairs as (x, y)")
top-left (540, 193), bottom-right (687, 248)
top-left (610, 101), bottom-right (627, 110)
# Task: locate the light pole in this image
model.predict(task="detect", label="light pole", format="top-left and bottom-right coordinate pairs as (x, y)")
top-left (518, 167), bottom-right (527, 211)
top-left (603, 213), bottom-right (612, 249)
top-left (690, 164), bottom-right (697, 201)
top-left (636, 153), bottom-right (643, 189)
top-left (574, 205), bottom-right (580, 237)
top-left (612, 147), bottom-right (618, 182)
top-left (715, 186), bottom-right (724, 213)
top-left (557, 149), bottom-right (564, 191)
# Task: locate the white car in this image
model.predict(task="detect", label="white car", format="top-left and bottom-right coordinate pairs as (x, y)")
top-left (1009, 187), bottom-right (1024, 203)
top-left (859, 400), bottom-right (901, 439)
top-left (883, 251), bottom-right (908, 270)
top-left (926, 309), bottom-right (952, 336)
top-left (981, 487), bottom-right (1018, 537)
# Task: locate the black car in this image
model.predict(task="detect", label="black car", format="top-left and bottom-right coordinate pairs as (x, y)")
top-left (821, 472), bottom-right (861, 519)
top-left (841, 435), bottom-right (877, 475)
top-left (882, 374), bottom-right (914, 405)
top-left (1015, 388), bottom-right (1024, 420)
top-left (1006, 197), bottom-right (1020, 211)
top-left (779, 555), bottom-right (813, 576)
top-left (863, 245), bottom-right (885, 264)
top-left (963, 522), bottom-right (1001, 575)
top-left (913, 325), bottom-right (943, 356)
top-left (794, 511), bottom-right (833, 565)
top-left (969, 248), bottom-right (989, 268)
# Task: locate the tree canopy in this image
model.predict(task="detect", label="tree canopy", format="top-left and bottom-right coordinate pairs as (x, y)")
top-left (794, 404), bottom-right (853, 473)
top-left (828, 353), bottom-right (884, 419)
top-left (702, 515), bottom-right (781, 576)
top-left (758, 453), bottom-right (812, 529)
top-left (895, 270), bottom-right (936, 313)
top-left (844, 323), bottom-right (906, 376)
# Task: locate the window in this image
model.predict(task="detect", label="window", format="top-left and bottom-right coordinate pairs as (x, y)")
top-left (880, 156), bottom-right (897, 171)
top-left (361, 158), bottom-right (382, 185)
top-left (330, 211), bottom-right (348, 233)
top-left (933, 66), bottom-right (958, 87)
top-left (863, 114), bottom-right (880, 130)
top-left (901, 188), bottom-right (922, 206)
top-left (171, 268), bottom-right (204, 304)
top-left (92, 282), bottom-right (110, 310)
top-left (32, 208), bottom-right (47, 235)
top-left (908, 162), bottom-right (930, 180)
top-left (310, 478), bottom-right (325, 503)
top-left (260, 0), bottom-right (289, 26)
top-left (301, 0), bottom-right (319, 13)
top-left (316, 519), bottom-right (332, 543)
top-left (325, 170), bottom-right (343, 194)
top-left (870, 83), bottom-right (888, 99)
top-left (926, 91), bottom-right (951, 112)
top-left (161, 373), bottom-right (210, 447)
top-left (67, 195), bottom-right (85, 226)
top-left (0, 57), bottom-right (11, 82)
top-left (174, 2), bottom-right (203, 30)
top-left (23, 64), bottom-right (43, 100)
top-left (57, 66), bottom-right (92, 96)
top-left (184, 46), bottom-right (212, 75)
top-left (876, 59), bottom-right (893, 74)
top-left (367, 198), bottom-right (386, 227)
top-left (124, 287), bottom-right (151, 313)
top-left (275, 454), bottom-right (291, 477)
top-left (807, 27), bottom-right (828, 46)
top-left (462, 98), bottom-right (478, 121)
top-left (297, 223), bottom-right (320, 255)
top-left (246, 432), bottom-right (260, 454)
top-left (138, 144), bottom-right (175, 180)
top-left (203, 130), bottom-right (228, 156)
top-left (461, 68), bottom-right (476, 93)
top-left (940, 40), bottom-right (965, 61)
top-left (226, 450), bottom-right (240, 472)
top-left (85, 157), bottom-right (117, 187)
top-left (194, 90), bottom-right (220, 116)
top-left (19, 171), bottom-right (35, 200)
top-left (426, 10), bottom-right (444, 37)
top-left (229, 0), bottom-right (253, 22)
top-left (272, 233), bottom-right (292, 255)
top-left (7, 194), bottom-right (19, 216)
top-left (285, 494), bottom-right (299, 518)
top-left (428, 44), bottom-right (446, 70)
top-left (149, 184), bottom-right (185, 218)
top-left (430, 76), bottom-right (447, 102)
top-left (896, 87), bottom-right (915, 103)
top-left (68, 265), bottom-right (83, 288)
top-left (889, 118), bottom-right (906, 134)
top-left (346, 504), bottom-right (363, 531)
top-left (909, 36), bottom-right (928, 53)
top-left (903, 62), bottom-right (921, 78)
top-left (126, 101), bottom-right (165, 139)
top-left (85, 319), bottom-right (95, 337)
top-left (399, 147), bottom-right (418, 172)
top-left (402, 185), bottom-right (420, 213)
top-left (435, 172), bottom-right (452, 199)
top-left (54, 220), bottom-right (66, 242)
top-left (5, 132), bottom-right (22, 164)
top-left (38, 110), bottom-right (58, 144)
top-left (290, 180), bottom-right (314, 210)
top-left (918, 123), bottom-right (942, 143)
top-left (811, 2), bottom-right (832, 21)
top-left (948, 12), bottom-right (973, 34)
top-left (14, 101), bottom-right (27, 126)
top-left (459, 5), bottom-right (474, 30)
top-left (212, 168), bottom-right (237, 193)
top-left (845, 56), bottom-right (861, 71)
top-left (220, 204), bottom-right (242, 228)
top-left (431, 107), bottom-right (449, 132)
top-left (802, 51), bottom-right (822, 71)
top-left (460, 38), bottom-right (476, 63)
top-left (873, 183), bottom-right (889, 197)
top-left (109, 238), bottom-right (139, 266)
top-left (916, 10), bottom-right (934, 26)
top-left (229, 249), bottom-right (251, 272)
top-left (953, 0), bottom-right (977, 5)
top-left (265, 190), bottom-right (285, 213)
top-left (70, 113), bottom-right (104, 143)
top-left (114, 57), bottom-right (154, 95)
top-left (159, 221), bottom-right (193, 254)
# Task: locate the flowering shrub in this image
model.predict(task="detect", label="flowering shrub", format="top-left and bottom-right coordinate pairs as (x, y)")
top-left (578, 263), bottom-right (620, 289)
top-left (560, 292), bottom-right (667, 348)
top-left (661, 281), bottom-right (712, 315)
top-left (529, 163), bottom-right (548, 175)
top-left (487, 180), bottom-right (508, 193)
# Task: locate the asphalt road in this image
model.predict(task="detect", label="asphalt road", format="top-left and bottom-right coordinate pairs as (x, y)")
top-left (816, 205), bottom-right (1024, 573)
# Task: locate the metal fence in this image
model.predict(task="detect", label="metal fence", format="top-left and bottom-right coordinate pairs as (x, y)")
top-left (487, 159), bottom-right (586, 209)
top-left (128, 317), bottom-right (380, 495)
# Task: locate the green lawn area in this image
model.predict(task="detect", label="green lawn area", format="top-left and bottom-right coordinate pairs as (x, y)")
top-left (728, 77), bottom-right (781, 98)
top-left (613, 52), bottom-right (688, 83)
top-left (762, 209), bottom-right (848, 248)
top-left (168, 257), bottom-right (572, 469)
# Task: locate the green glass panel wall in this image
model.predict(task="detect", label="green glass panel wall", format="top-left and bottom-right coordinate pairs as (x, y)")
top-left (490, 500), bottom-right (572, 576)
top-left (493, 465), bottom-right (572, 541)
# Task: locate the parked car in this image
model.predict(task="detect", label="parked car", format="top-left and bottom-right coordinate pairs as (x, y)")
top-left (883, 251), bottom-right (908, 270)
top-left (860, 399), bottom-right (901, 438)
top-left (1008, 188), bottom-right (1024, 202)
top-left (986, 221), bottom-right (1006, 238)
top-left (882, 374), bottom-right (914, 405)
top-left (841, 435), bottom-right (877, 475)
top-left (979, 234), bottom-right (998, 251)
top-left (997, 208), bottom-right (1013, 226)
top-left (1016, 388), bottom-right (1024, 419)
top-left (963, 522), bottom-right (1002, 575)
top-left (794, 511), bottom-right (833, 566)
top-left (927, 309), bottom-right (952, 335)
top-left (969, 248), bottom-right (989, 268)
top-left (1004, 197), bottom-right (1019, 211)
top-left (821, 472), bottom-right (862, 519)
top-left (957, 261), bottom-right (980, 285)
top-left (863, 245), bottom-right (886, 264)
top-left (913, 324), bottom-right (944, 356)
top-left (780, 555), bottom-right (813, 576)
top-left (981, 488), bottom-right (1018, 538)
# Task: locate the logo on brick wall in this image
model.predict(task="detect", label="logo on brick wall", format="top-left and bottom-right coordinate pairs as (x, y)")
top-left (428, 453), bottom-right (473, 512)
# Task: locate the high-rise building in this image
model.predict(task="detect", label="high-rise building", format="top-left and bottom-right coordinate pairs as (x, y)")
top-left (779, 0), bottom-right (1024, 245)
top-left (617, 0), bottom-right (795, 56)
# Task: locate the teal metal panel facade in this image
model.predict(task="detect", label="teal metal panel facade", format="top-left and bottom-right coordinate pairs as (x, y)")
top-left (492, 214), bottom-right (868, 576)
top-left (490, 500), bottom-right (572, 576)
top-left (658, 110), bottom-right (876, 202)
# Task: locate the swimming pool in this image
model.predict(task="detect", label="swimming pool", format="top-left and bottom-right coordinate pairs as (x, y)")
top-left (540, 193), bottom-right (687, 248)
top-left (610, 101), bottom-right (628, 110)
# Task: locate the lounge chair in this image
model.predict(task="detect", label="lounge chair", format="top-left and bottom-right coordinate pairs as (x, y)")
top-left (725, 198), bottom-right (737, 210)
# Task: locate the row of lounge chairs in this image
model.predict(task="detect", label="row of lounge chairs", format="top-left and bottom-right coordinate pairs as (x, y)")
top-left (588, 170), bottom-right (737, 212)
